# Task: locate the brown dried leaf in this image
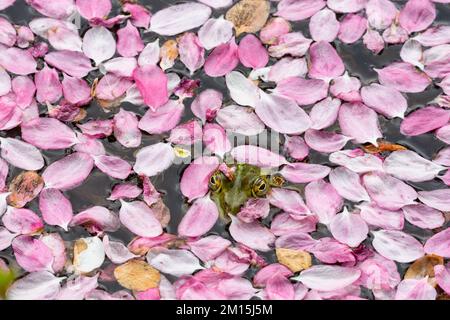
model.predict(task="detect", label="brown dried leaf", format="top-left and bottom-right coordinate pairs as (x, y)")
top-left (114, 259), bottom-right (160, 291)
top-left (363, 141), bottom-right (407, 154)
top-left (7, 171), bottom-right (44, 208)
top-left (404, 254), bottom-right (444, 286)
top-left (276, 248), bottom-right (311, 273)
top-left (225, 0), bottom-right (270, 36)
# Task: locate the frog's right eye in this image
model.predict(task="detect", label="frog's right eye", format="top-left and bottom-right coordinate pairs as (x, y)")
top-left (208, 172), bottom-right (223, 192)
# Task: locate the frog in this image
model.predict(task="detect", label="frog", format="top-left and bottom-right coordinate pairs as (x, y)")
top-left (208, 163), bottom-right (285, 219)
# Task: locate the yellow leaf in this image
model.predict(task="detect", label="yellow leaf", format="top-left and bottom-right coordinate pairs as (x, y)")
top-left (276, 248), bottom-right (312, 273)
top-left (8, 171), bottom-right (44, 208)
top-left (114, 260), bottom-right (161, 292)
top-left (225, 0), bottom-right (270, 36)
top-left (404, 254), bottom-right (443, 286)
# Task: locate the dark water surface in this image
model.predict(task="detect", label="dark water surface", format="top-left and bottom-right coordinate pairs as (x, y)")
top-left (1, 0), bottom-right (449, 297)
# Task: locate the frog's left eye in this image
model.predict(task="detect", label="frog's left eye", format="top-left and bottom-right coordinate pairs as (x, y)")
top-left (252, 177), bottom-right (269, 197)
top-left (208, 172), bottom-right (223, 192)
top-left (270, 174), bottom-right (285, 187)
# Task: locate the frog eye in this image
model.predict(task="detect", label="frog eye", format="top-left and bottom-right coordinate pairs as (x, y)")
top-left (270, 174), bottom-right (285, 187)
top-left (208, 172), bottom-right (223, 192)
top-left (252, 177), bottom-right (269, 197)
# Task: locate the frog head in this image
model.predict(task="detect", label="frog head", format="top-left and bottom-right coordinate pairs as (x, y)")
top-left (208, 164), bottom-right (284, 219)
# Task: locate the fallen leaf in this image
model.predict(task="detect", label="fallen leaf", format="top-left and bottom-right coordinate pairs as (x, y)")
top-left (225, 0), bottom-right (270, 36)
top-left (404, 254), bottom-right (444, 287)
top-left (276, 248), bottom-right (312, 273)
top-left (363, 141), bottom-right (407, 154)
top-left (114, 259), bottom-right (161, 291)
top-left (8, 171), bottom-right (44, 208)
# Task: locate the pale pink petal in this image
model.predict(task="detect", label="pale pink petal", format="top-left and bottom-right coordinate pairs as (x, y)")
top-left (229, 216), bottom-right (275, 252)
top-left (283, 135), bottom-right (309, 161)
top-left (132, 65), bottom-right (168, 111)
top-left (149, 3), bottom-right (211, 36)
top-left (0, 47), bottom-right (37, 75)
top-left (399, 0), bottom-right (436, 33)
top-left (12, 235), bottom-right (53, 272)
top-left (375, 62), bottom-right (431, 93)
top-left (225, 71), bottom-right (260, 108)
top-left (338, 14), bottom-right (367, 44)
top-left (361, 83), bottom-right (407, 118)
top-left (418, 189), bottom-right (450, 212)
top-left (308, 41), bottom-right (345, 81)
top-left (103, 235), bottom-right (137, 264)
top-left (329, 72), bottom-right (361, 102)
top-left (309, 237), bottom-right (355, 264)
top-left (123, 3), bottom-right (151, 29)
top-left (0, 226), bottom-right (16, 250)
top-left (329, 149), bottom-right (384, 173)
top-left (400, 106), bottom-right (450, 136)
top-left (44, 50), bottom-right (93, 78)
top-left (260, 17), bottom-right (291, 45)
top-left (231, 145), bottom-right (288, 168)
top-left (117, 21), bottom-right (144, 58)
top-left (180, 156), bottom-right (220, 202)
top-left (271, 213), bottom-right (317, 235)
top-left (56, 274), bottom-right (99, 300)
top-left (113, 109), bottom-right (141, 148)
top-left (6, 271), bottom-right (63, 300)
top-left (191, 89), bottom-right (222, 123)
top-left (275, 232), bottom-right (317, 251)
top-left (188, 236), bottom-right (231, 262)
top-left (203, 123), bottom-right (232, 157)
top-left (40, 233), bottom-right (66, 273)
top-left (434, 265), bottom-right (450, 295)
top-left (280, 162), bottom-right (331, 183)
top-left (12, 76), bottom-right (36, 109)
top-left (309, 97), bottom-right (341, 130)
top-left (275, 77), bottom-right (329, 106)
top-left (309, 8), bottom-right (339, 42)
top-left (139, 100), bottom-right (184, 134)
top-left (424, 228), bottom-right (450, 257)
top-left (363, 172), bottom-right (417, 210)
top-left (216, 105), bottom-right (265, 136)
top-left (204, 38), bottom-right (239, 77)
top-left (61, 74), bottom-right (91, 106)
top-left (304, 129), bottom-right (350, 153)
top-left (178, 195), bottom-right (219, 238)
top-left (26, 0), bottom-right (75, 19)
top-left (358, 202), bottom-right (404, 230)
top-left (358, 253), bottom-right (400, 290)
top-left (168, 120), bottom-right (203, 146)
top-left (178, 32), bottom-right (205, 75)
top-left (72, 134), bottom-right (105, 156)
top-left (363, 29), bottom-right (385, 55)
top-left (95, 73), bottom-right (132, 102)
top-left (198, 16), bottom-right (233, 50)
top-left (293, 265), bottom-right (361, 291)
top-left (35, 64), bottom-right (62, 104)
top-left (383, 150), bottom-right (445, 182)
top-left (138, 40), bottom-right (160, 67)
top-left (436, 125), bottom-right (450, 144)
top-left (338, 102), bottom-right (382, 145)
top-left (21, 117), bottom-right (78, 150)
top-left (0, 0), bottom-right (15, 10)
top-left (329, 208), bottom-right (368, 247)
top-left (366, 0), bottom-right (397, 30)
top-left (265, 274), bottom-right (295, 300)
top-left (395, 278), bottom-right (436, 300)
top-left (372, 230), bottom-right (424, 263)
top-left (238, 34), bottom-right (268, 69)
top-left (47, 25), bottom-right (82, 52)
top-left (268, 32), bottom-right (312, 58)
top-left (82, 26), bottom-right (116, 66)
top-left (101, 57), bottom-right (137, 78)
top-left (268, 57), bottom-right (308, 83)
top-left (108, 183), bottom-right (142, 201)
top-left (268, 187), bottom-right (311, 216)
top-left (414, 26), bottom-right (450, 46)
top-left (305, 179), bottom-right (343, 224)
top-left (237, 198), bottom-right (270, 223)
top-left (133, 142), bottom-right (175, 177)
top-left (434, 147), bottom-right (450, 166)
top-left (400, 39), bottom-right (424, 69)
top-left (0, 67), bottom-right (11, 96)
top-left (42, 152), bottom-right (94, 190)
top-left (93, 155), bottom-right (132, 180)
top-left (402, 204), bottom-right (444, 229)
top-left (0, 159), bottom-right (8, 191)
top-left (70, 206), bottom-right (120, 233)
top-left (39, 188), bottom-right (73, 231)
top-left (2, 207), bottom-right (43, 234)
top-left (147, 248), bottom-right (203, 277)
top-left (76, 0), bottom-right (111, 20)
top-left (119, 200), bottom-right (162, 238)
top-left (276, 0), bottom-right (326, 21)
top-left (197, 0), bottom-right (232, 8)
top-left (0, 137), bottom-right (44, 170)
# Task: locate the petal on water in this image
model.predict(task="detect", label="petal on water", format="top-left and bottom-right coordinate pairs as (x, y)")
top-left (147, 248), bottom-right (203, 277)
top-left (329, 208), bottom-right (369, 247)
top-left (198, 16), bottom-right (233, 50)
top-left (229, 216), bottom-right (275, 252)
top-left (375, 62), bottom-right (431, 93)
top-left (293, 265), bottom-right (361, 292)
top-left (280, 162), bottom-right (331, 184)
top-left (305, 179), bottom-right (343, 224)
top-left (204, 38), bottom-right (239, 77)
top-left (44, 50), bottom-right (93, 78)
top-left (39, 188), bottom-right (73, 231)
top-left (76, 0), bottom-right (111, 20)
top-left (180, 156), bottom-right (220, 202)
top-left (231, 145), bottom-right (288, 168)
top-left (0, 137), bottom-right (44, 170)
top-left (216, 105), bottom-right (265, 136)
top-left (275, 77), bottom-right (329, 106)
top-left (178, 195), bottom-right (219, 238)
top-left (309, 8), bottom-right (339, 42)
top-left (119, 200), bottom-right (163, 238)
top-left (132, 65), bottom-right (168, 111)
top-left (400, 106), bottom-right (450, 136)
top-left (82, 26), bottom-right (116, 66)
top-left (276, 0), bottom-right (326, 21)
top-left (113, 109), bottom-right (142, 148)
top-left (22, 117), bottom-right (77, 150)
top-left (424, 228), bottom-right (450, 258)
top-left (225, 71), bottom-right (260, 108)
top-left (361, 83), bottom-right (407, 119)
top-left (12, 235), bottom-right (54, 272)
top-left (6, 271), bottom-right (63, 300)
top-left (399, 0), bottom-right (436, 33)
top-left (93, 155), bottom-right (132, 180)
top-left (372, 230), bottom-right (424, 263)
top-left (133, 143), bottom-right (175, 177)
top-left (308, 41), bottom-right (345, 81)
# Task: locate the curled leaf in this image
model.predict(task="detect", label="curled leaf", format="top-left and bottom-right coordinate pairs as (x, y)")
top-left (225, 0), bottom-right (270, 35)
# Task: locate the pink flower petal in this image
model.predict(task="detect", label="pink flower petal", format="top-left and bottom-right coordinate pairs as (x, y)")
top-left (329, 149), bottom-right (383, 173)
top-left (76, 0), bottom-right (111, 20)
top-left (400, 106), bottom-right (450, 136)
top-left (150, 2), bottom-right (211, 36)
top-left (108, 183), bottom-right (142, 201)
top-left (117, 21), bottom-right (144, 58)
top-left (271, 213), bottom-right (317, 235)
top-left (0, 137), bottom-right (44, 170)
top-left (424, 227), bottom-right (450, 257)
top-left (309, 8), bottom-right (339, 42)
top-left (402, 204), bottom-right (444, 229)
top-left (12, 76), bottom-right (35, 109)
top-left (434, 265), bottom-right (450, 295)
top-left (178, 32), bottom-right (205, 75)
top-left (203, 123), bottom-right (232, 157)
top-left (400, 39), bottom-right (423, 69)
top-left (305, 179), bottom-right (343, 224)
top-left (304, 129), bottom-right (350, 153)
top-left (358, 253), bottom-right (400, 290)
top-left (42, 152), bottom-right (94, 190)
top-left (198, 16), bottom-right (233, 50)
top-left (268, 57), bottom-right (308, 83)
top-left (372, 230), bottom-right (424, 263)
top-left (338, 102), bottom-right (382, 145)
top-left (275, 77), bottom-right (329, 106)
top-left (229, 216), bottom-right (275, 252)
top-left (204, 38), bottom-right (239, 77)
top-left (226, 71), bottom-right (260, 108)
top-left (276, 0), bottom-right (326, 21)
top-left (395, 278), bottom-right (436, 300)
top-left (329, 72), bottom-right (361, 102)
top-left (329, 208), bottom-right (368, 247)
top-left (0, 47), bottom-right (37, 75)
top-left (132, 65), bottom-right (168, 111)
top-left (363, 29), bottom-right (385, 55)
top-left (178, 195), bottom-right (219, 238)
top-left (21, 117), bottom-right (78, 150)
top-left (39, 188), bottom-right (73, 231)
top-left (188, 235), bottom-right (231, 262)
top-left (399, 0), bottom-right (436, 33)
top-left (168, 120), bottom-right (203, 146)
top-left (329, 167), bottom-right (370, 202)
top-left (436, 125), bottom-right (450, 144)
top-left (139, 100), bottom-right (184, 134)
top-left (41, 233), bottom-right (66, 273)
top-left (265, 274), bottom-right (295, 300)
top-left (2, 207), bottom-right (43, 234)
top-left (12, 235), bottom-right (53, 272)
top-left (216, 105), bottom-right (265, 136)
top-left (255, 92), bottom-right (312, 134)
top-left (103, 235), bottom-right (137, 264)
top-left (180, 156), bottom-right (220, 202)
top-left (366, 0), bottom-right (397, 30)
top-left (62, 74), bottom-right (91, 106)
top-left (361, 83), bottom-right (407, 118)
top-left (268, 187), bottom-right (311, 216)
top-left (418, 189), bottom-right (450, 212)
top-left (46, 24), bottom-right (82, 52)
top-left (35, 64), bottom-right (62, 104)
top-left (309, 97), bottom-right (341, 130)
top-left (56, 274), bottom-right (99, 300)
top-left (283, 135), bottom-right (309, 161)
top-left (123, 3), bottom-right (151, 29)
top-left (280, 162), bottom-right (331, 183)
top-left (268, 32), bottom-right (312, 58)
top-left (113, 109), bottom-right (141, 148)
top-left (70, 206), bottom-right (120, 233)
top-left (231, 145), bottom-right (288, 168)
top-left (308, 41), bottom-right (345, 81)
top-left (26, 0), bottom-right (75, 19)
top-left (338, 14), bottom-right (367, 44)
top-left (359, 202), bottom-right (404, 230)
top-left (119, 200), bottom-right (163, 238)
top-left (294, 265), bottom-right (361, 291)
top-left (414, 25), bottom-right (450, 47)
top-left (375, 62), bottom-right (431, 93)
top-left (238, 34), bottom-right (268, 69)
top-left (147, 248), bottom-right (203, 276)
top-left (133, 143), bottom-right (175, 177)
top-left (6, 271), bottom-right (63, 300)
top-left (0, 67), bottom-right (11, 96)
top-left (363, 172), bottom-right (417, 210)
top-left (45, 50), bottom-right (93, 78)
top-left (93, 155), bottom-right (132, 180)
top-left (0, 226), bottom-right (16, 250)
top-left (191, 89), bottom-right (222, 123)
top-left (82, 26), bottom-right (116, 65)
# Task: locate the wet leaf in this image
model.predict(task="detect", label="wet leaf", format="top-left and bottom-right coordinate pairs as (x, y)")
top-left (8, 171), bottom-right (44, 208)
top-left (276, 248), bottom-right (312, 273)
top-left (363, 141), bottom-right (408, 154)
top-left (114, 259), bottom-right (161, 292)
top-left (404, 254), bottom-right (444, 286)
top-left (225, 0), bottom-right (270, 35)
